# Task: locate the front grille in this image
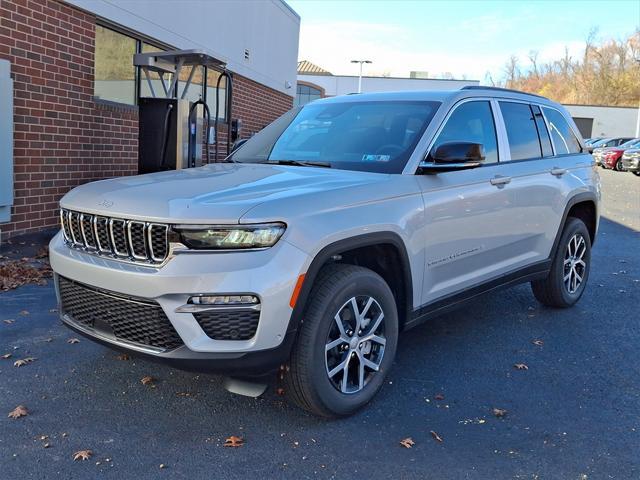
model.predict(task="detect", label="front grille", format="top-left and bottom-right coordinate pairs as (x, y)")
top-left (60, 209), bottom-right (169, 266)
top-left (194, 309), bottom-right (260, 340)
top-left (58, 277), bottom-right (183, 351)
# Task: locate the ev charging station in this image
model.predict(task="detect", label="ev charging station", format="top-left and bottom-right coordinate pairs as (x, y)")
top-left (134, 49), bottom-right (236, 174)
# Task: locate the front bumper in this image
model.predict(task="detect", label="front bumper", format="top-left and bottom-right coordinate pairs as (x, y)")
top-left (621, 157), bottom-right (640, 172)
top-left (49, 231), bottom-right (310, 374)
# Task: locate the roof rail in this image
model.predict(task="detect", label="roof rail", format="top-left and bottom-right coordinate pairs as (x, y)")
top-left (461, 85), bottom-right (547, 100)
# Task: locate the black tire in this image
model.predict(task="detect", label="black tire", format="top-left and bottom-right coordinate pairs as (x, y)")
top-left (615, 159), bottom-right (625, 171)
top-left (633, 171), bottom-right (640, 177)
top-left (284, 264), bottom-right (398, 417)
top-left (531, 217), bottom-right (591, 308)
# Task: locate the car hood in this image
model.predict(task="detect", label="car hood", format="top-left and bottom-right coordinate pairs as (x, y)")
top-left (60, 163), bottom-right (391, 224)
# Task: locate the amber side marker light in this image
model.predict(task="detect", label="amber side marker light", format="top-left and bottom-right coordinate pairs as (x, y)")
top-left (290, 274), bottom-right (306, 308)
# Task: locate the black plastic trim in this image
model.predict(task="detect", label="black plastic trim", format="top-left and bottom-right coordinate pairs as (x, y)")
top-left (289, 232), bottom-right (414, 332)
top-left (61, 316), bottom-right (295, 376)
top-left (407, 259), bottom-right (552, 329)
top-left (550, 191), bottom-right (598, 251)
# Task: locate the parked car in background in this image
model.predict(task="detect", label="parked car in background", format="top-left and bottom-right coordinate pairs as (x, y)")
top-left (621, 148), bottom-right (640, 176)
top-left (601, 139), bottom-right (640, 171)
top-left (588, 137), bottom-right (633, 154)
top-left (585, 137), bottom-right (604, 146)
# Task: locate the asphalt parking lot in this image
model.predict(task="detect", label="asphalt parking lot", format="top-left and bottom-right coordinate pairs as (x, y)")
top-left (1, 168), bottom-right (638, 479)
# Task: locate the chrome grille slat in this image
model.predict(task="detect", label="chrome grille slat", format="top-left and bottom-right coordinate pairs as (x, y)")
top-left (60, 209), bottom-right (169, 266)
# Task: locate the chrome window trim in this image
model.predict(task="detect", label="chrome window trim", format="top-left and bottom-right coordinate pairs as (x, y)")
top-left (415, 97), bottom-right (504, 169)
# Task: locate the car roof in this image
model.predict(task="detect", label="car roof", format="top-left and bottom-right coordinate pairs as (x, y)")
top-left (312, 86), bottom-right (561, 109)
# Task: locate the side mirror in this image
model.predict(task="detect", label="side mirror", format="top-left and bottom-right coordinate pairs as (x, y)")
top-left (418, 142), bottom-right (484, 173)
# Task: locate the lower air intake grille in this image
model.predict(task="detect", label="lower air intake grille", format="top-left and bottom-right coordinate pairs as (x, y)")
top-left (194, 310), bottom-right (260, 341)
top-left (58, 277), bottom-right (183, 351)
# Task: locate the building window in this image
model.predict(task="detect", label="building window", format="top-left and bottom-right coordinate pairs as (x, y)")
top-left (95, 23), bottom-right (228, 118)
top-left (94, 25), bottom-right (137, 105)
top-left (295, 83), bottom-right (322, 107)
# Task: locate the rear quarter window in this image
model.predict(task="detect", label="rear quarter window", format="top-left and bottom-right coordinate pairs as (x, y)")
top-left (542, 107), bottom-right (581, 155)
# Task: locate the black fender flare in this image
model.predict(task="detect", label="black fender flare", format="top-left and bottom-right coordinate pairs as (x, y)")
top-left (286, 231), bottom-right (414, 336)
top-left (549, 191), bottom-right (599, 258)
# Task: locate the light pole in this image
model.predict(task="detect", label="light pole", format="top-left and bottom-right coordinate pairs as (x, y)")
top-left (351, 59), bottom-right (372, 93)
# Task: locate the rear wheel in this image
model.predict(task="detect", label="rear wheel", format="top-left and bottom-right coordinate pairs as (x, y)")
top-left (531, 217), bottom-right (591, 308)
top-left (285, 264), bottom-right (398, 417)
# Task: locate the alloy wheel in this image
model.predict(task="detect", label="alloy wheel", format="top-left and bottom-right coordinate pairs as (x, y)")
top-left (324, 296), bottom-right (386, 394)
top-left (563, 233), bottom-right (587, 294)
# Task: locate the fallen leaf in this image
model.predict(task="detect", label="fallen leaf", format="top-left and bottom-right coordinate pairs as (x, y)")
top-left (223, 436), bottom-right (244, 447)
top-left (8, 405), bottom-right (28, 419)
top-left (67, 338), bottom-right (80, 344)
top-left (532, 339), bottom-right (544, 346)
top-left (159, 463), bottom-right (166, 469)
top-left (73, 450), bottom-right (92, 461)
top-left (513, 363), bottom-right (529, 370)
top-left (116, 354), bottom-right (130, 361)
top-left (0, 259), bottom-right (52, 291)
top-left (1, 353), bottom-right (12, 359)
top-left (276, 388), bottom-right (285, 396)
top-left (430, 431), bottom-right (443, 443)
top-left (14, 357), bottom-right (36, 367)
top-left (434, 393), bottom-right (445, 400)
top-left (399, 437), bottom-right (415, 448)
top-left (493, 408), bottom-right (508, 417)
top-left (3, 319), bottom-right (15, 324)
top-left (19, 310), bottom-right (29, 316)
top-left (141, 375), bottom-right (155, 386)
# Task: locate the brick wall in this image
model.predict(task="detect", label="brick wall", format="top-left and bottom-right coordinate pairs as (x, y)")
top-left (0, 0), bottom-right (293, 240)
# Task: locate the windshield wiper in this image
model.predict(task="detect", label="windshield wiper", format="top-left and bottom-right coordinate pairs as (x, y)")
top-left (267, 159), bottom-right (331, 168)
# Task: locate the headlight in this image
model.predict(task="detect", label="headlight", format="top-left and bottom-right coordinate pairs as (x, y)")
top-left (173, 223), bottom-right (286, 249)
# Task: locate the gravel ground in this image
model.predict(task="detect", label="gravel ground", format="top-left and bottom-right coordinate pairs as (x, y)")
top-left (0, 168), bottom-right (638, 479)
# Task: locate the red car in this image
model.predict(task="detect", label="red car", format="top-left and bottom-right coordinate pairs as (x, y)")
top-left (602, 139), bottom-right (640, 171)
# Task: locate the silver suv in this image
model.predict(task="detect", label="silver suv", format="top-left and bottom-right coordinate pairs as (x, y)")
top-left (50, 87), bottom-right (600, 417)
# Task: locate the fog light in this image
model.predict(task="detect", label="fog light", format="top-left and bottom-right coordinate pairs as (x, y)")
top-left (189, 295), bottom-right (259, 305)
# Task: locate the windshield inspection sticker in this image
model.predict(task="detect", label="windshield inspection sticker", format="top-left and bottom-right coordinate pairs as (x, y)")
top-left (362, 154), bottom-right (391, 162)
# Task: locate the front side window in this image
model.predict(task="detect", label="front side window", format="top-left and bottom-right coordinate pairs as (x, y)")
top-left (430, 101), bottom-right (498, 164)
top-left (94, 26), bottom-right (137, 105)
top-left (229, 101), bottom-right (441, 173)
top-left (499, 101), bottom-right (542, 161)
top-left (542, 107), bottom-right (581, 154)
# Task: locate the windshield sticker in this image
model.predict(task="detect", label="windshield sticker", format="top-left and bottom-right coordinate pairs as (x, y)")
top-left (362, 154), bottom-right (391, 162)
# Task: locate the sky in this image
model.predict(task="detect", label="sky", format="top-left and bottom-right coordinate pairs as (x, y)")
top-left (287, 0), bottom-right (640, 83)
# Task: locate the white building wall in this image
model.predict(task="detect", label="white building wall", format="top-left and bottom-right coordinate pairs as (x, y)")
top-left (298, 74), bottom-right (479, 96)
top-left (66, 0), bottom-right (300, 97)
top-left (564, 104), bottom-right (640, 138)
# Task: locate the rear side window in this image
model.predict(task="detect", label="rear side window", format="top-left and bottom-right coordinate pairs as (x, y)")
top-left (499, 102), bottom-right (541, 161)
top-left (431, 101), bottom-right (498, 164)
top-left (542, 107), bottom-right (581, 154)
top-left (531, 105), bottom-right (553, 157)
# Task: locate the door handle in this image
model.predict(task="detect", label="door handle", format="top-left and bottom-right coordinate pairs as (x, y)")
top-left (490, 175), bottom-right (512, 186)
top-left (550, 167), bottom-right (567, 176)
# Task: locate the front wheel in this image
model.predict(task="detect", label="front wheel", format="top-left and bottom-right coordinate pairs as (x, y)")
top-left (531, 217), bottom-right (591, 308)
top-left (615, 159), bottom-right (625, 171)
top-left (285, 264), bottom-right (398, 417)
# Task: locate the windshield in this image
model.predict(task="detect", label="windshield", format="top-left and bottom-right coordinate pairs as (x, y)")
top-left (229, 100), bottom-right (441, 173)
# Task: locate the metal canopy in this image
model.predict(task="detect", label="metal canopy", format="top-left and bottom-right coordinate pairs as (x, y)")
top-left (134, 49), bottom-right (227, 100)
